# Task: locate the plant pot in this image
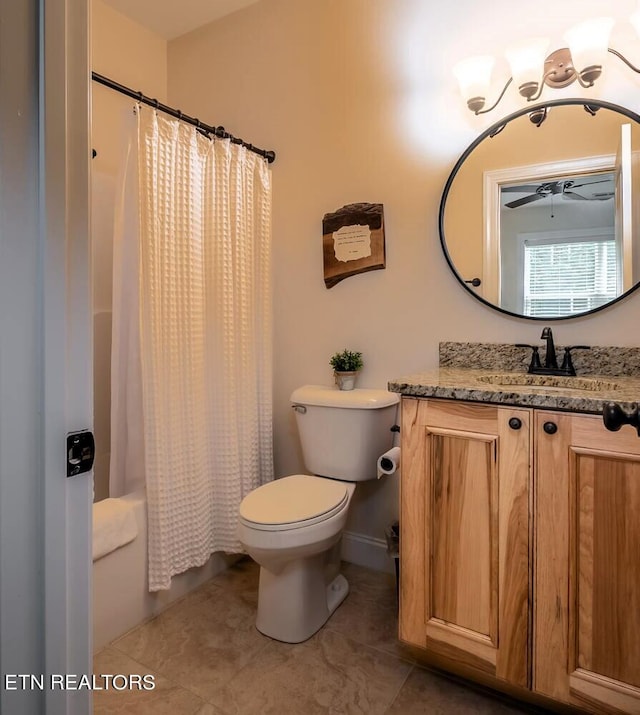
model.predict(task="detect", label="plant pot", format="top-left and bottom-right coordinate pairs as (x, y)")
top-left (335, 371), bottom-right (358, 390)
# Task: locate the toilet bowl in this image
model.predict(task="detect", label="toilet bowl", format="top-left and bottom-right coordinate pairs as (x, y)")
top-left (239, 474), bottom-right (356, 643)
top-left (238, 385), bottom-right (399, 643)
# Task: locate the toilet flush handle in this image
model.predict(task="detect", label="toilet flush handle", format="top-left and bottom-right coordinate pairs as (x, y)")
top-left (292, 404), bottom-right (307, 414)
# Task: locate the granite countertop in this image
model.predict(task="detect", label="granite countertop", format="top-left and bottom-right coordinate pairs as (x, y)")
top-left (388, 368), bottom-right (640, 413)
top-left (388, 342), bottom-right (640, 414)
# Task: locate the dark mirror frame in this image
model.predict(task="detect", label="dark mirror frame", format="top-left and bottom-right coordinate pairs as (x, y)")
top-left (439, 98), bottom-right (640, 321)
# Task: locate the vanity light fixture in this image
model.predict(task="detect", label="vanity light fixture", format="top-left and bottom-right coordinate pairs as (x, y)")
top-left (455, 15), bottom-right (640, 115)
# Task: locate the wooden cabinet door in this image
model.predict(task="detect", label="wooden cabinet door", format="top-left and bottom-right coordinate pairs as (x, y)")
top-left (400, 398), bottom-right (531, 687)
top-left (535, 411), bottom-right (640, 713)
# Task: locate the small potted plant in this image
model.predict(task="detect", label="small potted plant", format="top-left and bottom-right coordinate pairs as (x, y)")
top-left (329, 349), bottom-right (364, 391)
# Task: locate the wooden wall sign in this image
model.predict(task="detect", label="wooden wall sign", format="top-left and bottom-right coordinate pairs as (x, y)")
top-left (322, 203), bottom-right (385, 288)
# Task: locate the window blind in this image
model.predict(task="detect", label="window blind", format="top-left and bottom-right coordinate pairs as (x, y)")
top-left (524, 239), bottom-right (617, 317)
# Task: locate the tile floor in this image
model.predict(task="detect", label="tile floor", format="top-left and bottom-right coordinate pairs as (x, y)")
top-left (94, 559), bottom-right (545, 714)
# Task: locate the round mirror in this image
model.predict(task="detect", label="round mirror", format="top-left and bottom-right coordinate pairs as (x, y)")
top-left (440, 99), bottom-right (640, 320)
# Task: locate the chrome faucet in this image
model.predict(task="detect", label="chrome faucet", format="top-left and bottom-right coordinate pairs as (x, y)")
top-left (516, 327), bottom-right (590, 376)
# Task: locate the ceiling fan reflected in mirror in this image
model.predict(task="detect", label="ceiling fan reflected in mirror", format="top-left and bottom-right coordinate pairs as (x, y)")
top-left (502, 174), bottom-right (614, 209)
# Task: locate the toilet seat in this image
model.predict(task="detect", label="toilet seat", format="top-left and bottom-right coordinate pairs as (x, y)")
top-left (239, 474), bottom-right (349, 531)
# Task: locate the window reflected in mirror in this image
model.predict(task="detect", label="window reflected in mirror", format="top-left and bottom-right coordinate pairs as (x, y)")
top-left (499, 170), bottom-right (616, 317)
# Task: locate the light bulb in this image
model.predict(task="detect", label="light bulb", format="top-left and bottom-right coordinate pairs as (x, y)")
top-left (453, 55), bottom-right (495, 112)
top-left (505, 38), bottom-right (550, 98)
top-left (564, 17), bottom-right (614, 85)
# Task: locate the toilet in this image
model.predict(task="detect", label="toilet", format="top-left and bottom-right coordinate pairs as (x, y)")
top-left (237, 384), bottom-right (400, 643)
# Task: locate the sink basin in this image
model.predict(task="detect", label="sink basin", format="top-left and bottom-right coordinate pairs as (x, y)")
top-left (477, 374), bottom-right (620, 392)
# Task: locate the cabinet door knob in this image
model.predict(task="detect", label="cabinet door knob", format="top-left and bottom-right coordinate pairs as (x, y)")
top-left (508, 417), bottom-right (522, 430)
top-left (543, 421), bottom-right (558, 435)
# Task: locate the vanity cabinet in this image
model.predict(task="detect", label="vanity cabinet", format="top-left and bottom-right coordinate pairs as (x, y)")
top-left (399, 398), bottom-right (531, 688)
top-left (535, 410), bottom-right (640, 713)
top-left (400, 397), bottom-right (640, 713)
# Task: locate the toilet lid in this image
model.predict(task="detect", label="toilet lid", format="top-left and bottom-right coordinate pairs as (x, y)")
top-left (239, 475), bottom-right (349, 526)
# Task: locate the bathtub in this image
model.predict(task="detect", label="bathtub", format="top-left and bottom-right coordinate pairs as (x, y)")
top-left (92, 490), bottom-right (238, 651)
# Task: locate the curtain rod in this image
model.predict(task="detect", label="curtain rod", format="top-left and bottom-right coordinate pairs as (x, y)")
top-left (91, 72), bottom-right (276, 164)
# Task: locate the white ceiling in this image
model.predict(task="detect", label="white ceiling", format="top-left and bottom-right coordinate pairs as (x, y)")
top-left (101, 0), bottom-right (260, 40)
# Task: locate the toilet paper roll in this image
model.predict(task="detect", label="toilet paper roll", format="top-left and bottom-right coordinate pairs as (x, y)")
top-left (377, 447), bottom-right (401, 478)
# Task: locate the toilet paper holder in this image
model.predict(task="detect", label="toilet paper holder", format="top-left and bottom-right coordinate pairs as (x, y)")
top-left (380, 455), bottom-right (396, 472)
top-left (377, 446), bottom-right (401, 478)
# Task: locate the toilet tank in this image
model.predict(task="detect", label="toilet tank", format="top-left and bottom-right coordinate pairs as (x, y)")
top-left (290, 385), bottom-right (400, 482)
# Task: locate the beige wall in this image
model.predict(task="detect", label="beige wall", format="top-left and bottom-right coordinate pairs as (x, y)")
top-left (167, 0), bottom-right (640, 548)
top-left (91, 0), bottom-right (167, 500)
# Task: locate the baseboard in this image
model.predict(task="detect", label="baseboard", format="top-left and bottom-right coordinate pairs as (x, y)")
top-left (341, 530), bottom-right (396, 574)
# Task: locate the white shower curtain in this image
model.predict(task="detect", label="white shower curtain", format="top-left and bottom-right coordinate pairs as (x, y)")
top-left (110, 106), bottom-right (273, 591)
